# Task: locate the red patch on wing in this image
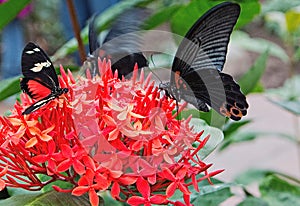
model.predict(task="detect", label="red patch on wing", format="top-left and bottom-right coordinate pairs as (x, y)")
top-left (175, 71), bottom-right (181, 89)
top-left (27, 80), bottom-right (51, 100)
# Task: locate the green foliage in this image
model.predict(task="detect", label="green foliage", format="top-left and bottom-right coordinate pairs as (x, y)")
top-left (232, 31), bottom-right (288, 63)
top-left (238, 51), bottom-right (269, 95)
top-left (234, 169), bottom-right (275, 185)
top-left (144, 0), bottom-right (260, 38)
top-left (238, 197), bottom-right (269, 206)
top-left (234, 170), bottom-right (300, 206)
top-left (0, 76), bottom-right (20, 101)
top-left (190, 184), bottom-right (233, 206)
top-left (99, 191), bottom-right (123, 206)
top-left (260, 175), bottom-right (300, 206)
top-left (267, 75), bottom-right (300, 115)
top-left (0, 0), bottom-right (31, 29)
top-left (262, 0), bottom-right (300, 13)
top-left (0, 190), bottom-right (92, 206)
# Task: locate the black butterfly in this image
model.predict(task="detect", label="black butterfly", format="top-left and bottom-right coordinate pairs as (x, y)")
top-left (160, 2), bottom-right (248, 121)
top-left (88, 8), bottom-right (149, 79)
top-left (20, 42), bottom-right (69, 115)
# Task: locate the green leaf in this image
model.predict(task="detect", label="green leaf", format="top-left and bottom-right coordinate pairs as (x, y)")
top-left (234, 0), bottom-right (261, 29)
top-left (262, 0), bottom-right (300, 13)
top-left (269, 99), bottom-right (300, 115)
top-left (223, 119), bottom-right (252, 138)
top-left (170, 0), bottom-right (214, 38)
top-left (52, 0), bottom-right (152, 61)
top-left (42, 180), bottom-right (74, 193)
top-left (180, 108), bottom-right (227, 129)
top-left (170, 0), bottom-right (260, 38)
top-left (142, 4), bottom-right (182, 30)
top-left (99, 191), bottom-right (123, 206)
top-left (0, 190), bottom-right (95, 206)
top-left (238, 197), bottom-right (269, 206)
top-left (232, 31), bottom-right (288, 63)
top-left (220, 130), bottom-right (296, 151)
top-left (219, 131), bottom-right (259, 151)
top-left (189, 118), bottom-right (224, 159)
top-left (190, 183), bottom-right (233, 206)
top-left (267, 75), bottom-right (300, 115)
top-left (235, 169), bottom-right (275, 185)
top-left (238, 50), bottom-right (269, 95)
top-left (259, 175), bottom-right (300, 206)
top-left (0, 76), bottom-right (21, 101)
top-left (0, 0), bottom-right (31, 30)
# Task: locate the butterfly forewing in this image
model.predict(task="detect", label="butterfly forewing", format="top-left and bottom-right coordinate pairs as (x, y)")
top-left (21, 42), bottom-right (59, 88)
top-left (171, 2), bottom-right (240, 83)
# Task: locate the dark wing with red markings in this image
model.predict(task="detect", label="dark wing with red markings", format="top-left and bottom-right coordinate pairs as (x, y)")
top-left (168, 2), bottom-right (248, 121)
top-left (20, 42), bottom-right (57, 100)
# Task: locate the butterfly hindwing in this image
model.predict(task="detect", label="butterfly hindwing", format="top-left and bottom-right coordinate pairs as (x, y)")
top-left (22, 94), bottom-right (56, 115)
top-left (20, 77), bottom-right (52, 100)
top-left (177, 69), bottom-right (248, 120)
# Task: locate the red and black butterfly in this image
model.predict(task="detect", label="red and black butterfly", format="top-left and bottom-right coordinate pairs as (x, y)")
top-left (160, 2), bottom-right (248, 121)
top-left (20, 42), bottom-right (69, 115)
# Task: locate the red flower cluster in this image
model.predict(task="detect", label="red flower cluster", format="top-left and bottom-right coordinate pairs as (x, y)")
top-left (0, 59), bottom-right (223, 205)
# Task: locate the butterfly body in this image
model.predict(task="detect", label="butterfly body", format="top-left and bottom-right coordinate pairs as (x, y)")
top-left (20, 42), bottom-right (68, 115)
top-left (160, 2), bottom-right (248, 121)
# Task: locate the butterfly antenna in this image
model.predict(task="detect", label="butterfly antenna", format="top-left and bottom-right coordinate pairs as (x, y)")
top-left (147, 54), bottom-right (163, 83)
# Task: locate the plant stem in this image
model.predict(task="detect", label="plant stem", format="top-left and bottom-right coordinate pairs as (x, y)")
top-left (66, 0), bottom-right (86, 64)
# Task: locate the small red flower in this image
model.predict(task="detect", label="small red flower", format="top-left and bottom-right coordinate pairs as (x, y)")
top-left (72, 168), bottom-right (100, 206)
top-left (127, 177), bottom-right (167, 206)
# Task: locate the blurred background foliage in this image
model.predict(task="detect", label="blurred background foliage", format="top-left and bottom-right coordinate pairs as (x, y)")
top-left (0, 0), bottom-right (300, 205)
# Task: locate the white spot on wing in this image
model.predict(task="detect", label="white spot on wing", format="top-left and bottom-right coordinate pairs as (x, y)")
top-left (26, 51), bottom-right (35, 54)
top-left (30, 60), bottom-right (52, 72)
top-left (33, 48), bottom-right (40, 52)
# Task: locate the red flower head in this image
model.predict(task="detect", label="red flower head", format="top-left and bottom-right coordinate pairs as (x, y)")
top-left (0, 59), bottom-right (223, 205)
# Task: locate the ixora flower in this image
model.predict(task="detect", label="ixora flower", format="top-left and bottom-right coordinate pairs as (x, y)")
top-left (0, 59), bottom-right (223, 206)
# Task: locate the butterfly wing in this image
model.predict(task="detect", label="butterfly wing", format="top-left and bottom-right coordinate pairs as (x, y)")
top-left (178, 69), bottom-right (248, 120)
top-left (22, 93), bottom-right (56, 115)
top-left (88, 16), bottom-right (100, 56)
top-left (20, 77), bottom-right (52, 100)
top-left (21, 42), bottom-right (58, 100)
top-left (170, 2), bottom-right (248, 120)
top-left (21, 42), bottom-right (59, 89)
top-left (171, 2), bottom-right (240, 81)
top-left (96, 8), bottom-right (149, 78)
